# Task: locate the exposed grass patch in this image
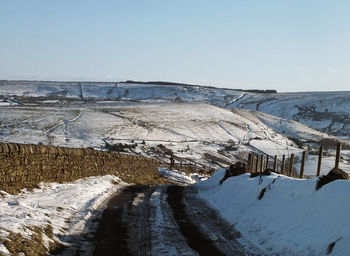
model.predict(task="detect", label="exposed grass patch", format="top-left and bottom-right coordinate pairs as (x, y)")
top-left (2, 225), bottom-right (60, 256)
top-left (43, 224), bottom-right (53, 239)
top-left (4, 229), bottom-right (47, 256)
top-left (111, 179), bottom-right (120, 185)
top-left (56, 206), bottom-right (64, 212)
top-left (2, 182), bottom-right (43, 195)
top-left (49, 241), bottom-right (66, 255)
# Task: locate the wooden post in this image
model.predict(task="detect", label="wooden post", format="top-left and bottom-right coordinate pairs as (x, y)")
top-left (335, 143), bottom-right (342, 169)
top-left (255, 155), bottom-right (259, 172)
top-left (316, 146), bottom-right (323, 176)
top-left (265, 155), bottom-right (270, 170)
top-left (260, 155), bottom-right (264, 172)
top-left (281, 154), bottom-right (286, 174)
top-left (289, 154), bottom-right (295, 177)
top-left (248, 153), bottom-right (252, 172)
top-left (273, 155), bottom-right (277, 172)
top-left (250, 155), bottom-right (253, 172)
top-left (299, 151), bottom-right (306, 179)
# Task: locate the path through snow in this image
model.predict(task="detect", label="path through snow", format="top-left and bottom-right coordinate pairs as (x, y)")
top-left (69, 184), bottom-right (264, 256)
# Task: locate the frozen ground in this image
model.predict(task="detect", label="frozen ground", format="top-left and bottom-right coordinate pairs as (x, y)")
top-left (196, 169), bottom-right (350, 256)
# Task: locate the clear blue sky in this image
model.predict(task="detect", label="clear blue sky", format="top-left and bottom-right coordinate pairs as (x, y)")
top-left (1, 0), bottom-right (349, 92)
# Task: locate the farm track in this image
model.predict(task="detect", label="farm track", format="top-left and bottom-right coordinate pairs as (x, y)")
top-left (63, 184), bottom-right (263, 256)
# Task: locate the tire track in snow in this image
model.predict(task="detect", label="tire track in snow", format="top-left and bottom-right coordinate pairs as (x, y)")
top-left (166, 185), bottom-right (226, 256)
top-left (45, 109), bottom-right (83, 134)
top-left (45, 109), bottom-right (83, 144)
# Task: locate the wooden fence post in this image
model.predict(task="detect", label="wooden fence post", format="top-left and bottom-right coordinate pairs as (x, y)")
top-left (289, 154), bottom-right (295, 177)
top-left (335, 143), bottom-right (342, 169)
top-left (281, 154), bottom-right (286, 174)
top-left (247, 153), bottom-right (252, 172)
top-left (316, 146), bottom-right (323, 176)
top-left (253, 155), bottom-right (256, 172)
top-left (260, 155), bottom-right (264, 172)
top-left (265, 155), bottom-right (270, 170)
top-left (273, 155), bottom-right (277, 172)
top-left (299, 151), bottom-right (306, 179)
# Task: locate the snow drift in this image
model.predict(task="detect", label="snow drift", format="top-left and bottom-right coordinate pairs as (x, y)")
top-left (196, 170), bottom-right (350, 255)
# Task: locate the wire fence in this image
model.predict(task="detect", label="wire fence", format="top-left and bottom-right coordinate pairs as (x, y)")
top-left (246, 143), bottom-right (344, 179)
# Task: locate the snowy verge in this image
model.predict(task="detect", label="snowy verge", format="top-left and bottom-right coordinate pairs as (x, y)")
top-left (158, 168), bottom-right (195, 184)
top-left (0, 175), bottom-right (127, 255)
top-left (158, 168), bottom-right (209, 184)
top-left (195, 169), bottom-right (350, 256)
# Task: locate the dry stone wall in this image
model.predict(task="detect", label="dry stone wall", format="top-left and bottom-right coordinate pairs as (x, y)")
top-left (0, 142), bottom-right (159, 193)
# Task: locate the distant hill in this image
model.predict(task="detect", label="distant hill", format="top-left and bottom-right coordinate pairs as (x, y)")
top-left (0, 80), bottom-right (349, 139)
top-left (122, 80), bottom-right (277, 94)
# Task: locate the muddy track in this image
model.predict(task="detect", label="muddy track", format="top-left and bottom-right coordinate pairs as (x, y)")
top-left (87, 184), bottom-right (262, 256)
top-left (93, 185), bottom-right (153, 256)
top-left (166, 186), bottom-right (225, 256)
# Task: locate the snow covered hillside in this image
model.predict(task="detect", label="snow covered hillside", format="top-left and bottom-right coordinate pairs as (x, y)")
top-left (0, 100), bottom-right (305, 170)
top-left (1, 80), bottom-right (350, 174)
top-left (1, 80), bottom-right (349, 139)
top-left (228, 91), bottom-right (350, 140)
top-left (197, 170), bottom-right (350, 256)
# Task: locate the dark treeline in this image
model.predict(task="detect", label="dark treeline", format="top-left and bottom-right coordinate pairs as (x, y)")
top-left (122, 80), bottom-right (277, 94)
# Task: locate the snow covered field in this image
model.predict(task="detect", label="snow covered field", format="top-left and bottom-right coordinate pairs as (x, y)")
top-left (1, 81), bottom-right (350, 174)
top-left (5, 100), bottom-right (345, 176)
top-left (0, 175), bottom-right (127, 255)
top-left (196, 169), bottom-right (350, 255)
top-left (0, 101), bottom-right (307, 170)
top-left (1, 80), bottom-right (350, 139)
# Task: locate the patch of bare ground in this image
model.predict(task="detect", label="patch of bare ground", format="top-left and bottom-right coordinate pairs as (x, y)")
top-left (93, 185), bottom-right (153, 256)
top-left (2, 224), bottom-right (63, 256)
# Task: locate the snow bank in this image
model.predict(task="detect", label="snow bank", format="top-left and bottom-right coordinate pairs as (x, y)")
top-left (0, 175), bottom-right (127, 254)
top-left (196, 170), bottom-right (350, 255)
top-left (158, 168), bottom-right (195, 184)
